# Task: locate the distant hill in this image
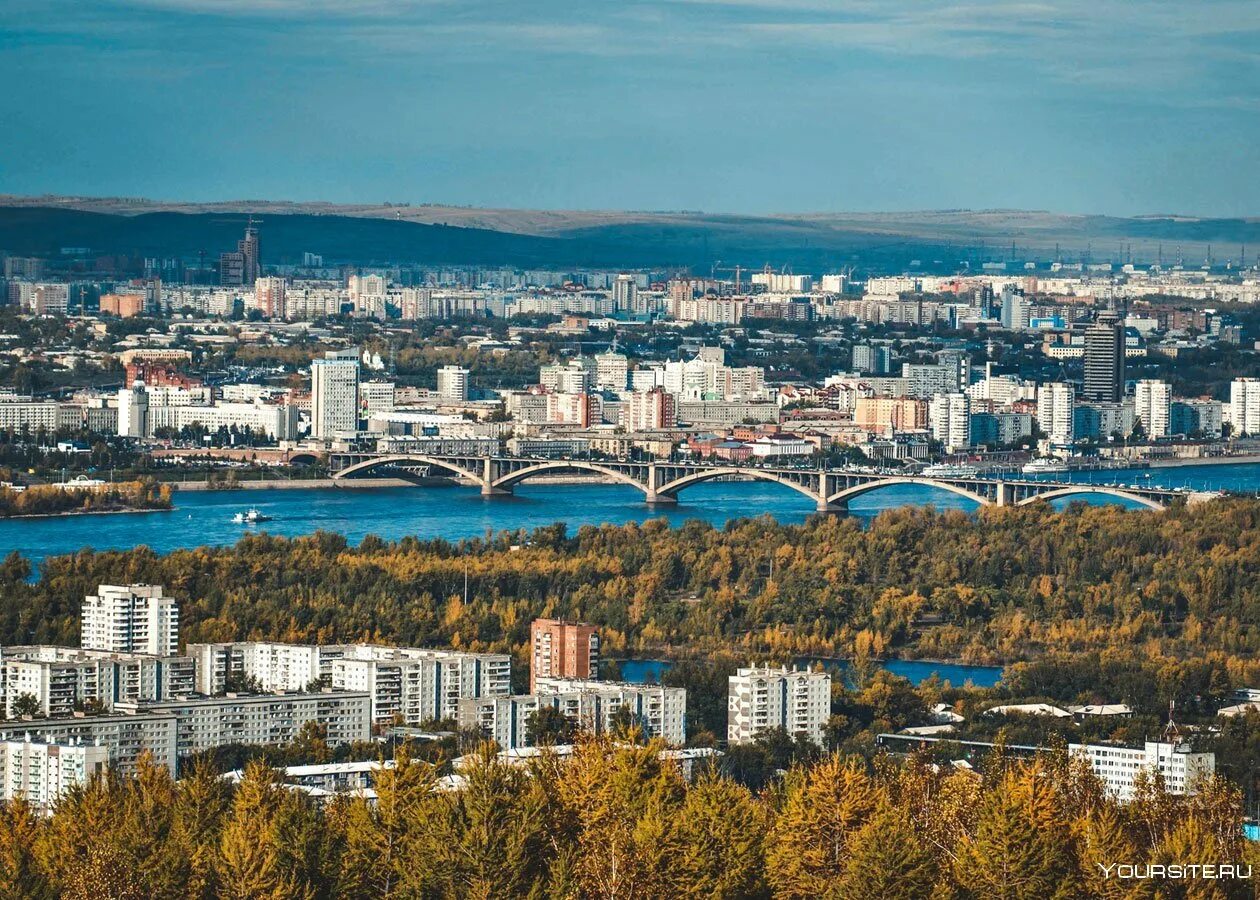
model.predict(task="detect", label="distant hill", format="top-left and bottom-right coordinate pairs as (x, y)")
top-left (2, 197), bottom-right (1258, 271)
top-left (0, 206), bottom-right (667, 270)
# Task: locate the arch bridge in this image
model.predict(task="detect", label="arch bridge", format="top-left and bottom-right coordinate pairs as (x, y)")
top-left (329, 453), bottom-right (1205, 512)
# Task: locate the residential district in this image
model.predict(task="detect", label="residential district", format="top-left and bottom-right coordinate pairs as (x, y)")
top-left (5, 226), bottom-right (1260, 494)
top-left (0, 582), bottom-right (1236, 813)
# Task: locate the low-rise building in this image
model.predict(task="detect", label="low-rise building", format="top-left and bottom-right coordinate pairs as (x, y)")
top-left (1069, 741), bottom-right (1214, 801)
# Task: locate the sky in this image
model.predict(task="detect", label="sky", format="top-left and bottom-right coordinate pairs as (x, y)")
top-left (1, 0), bottom-right (1258, 216)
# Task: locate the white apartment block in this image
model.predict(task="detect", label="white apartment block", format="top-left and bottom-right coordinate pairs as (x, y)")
top-left (728, 665), bottom-right (831, 746)
top-left (929, 392), bottom-right (971, 452)
top-left (0, 646), bottom-right (195, 718)
top-left (460, 679), bottom-right (687, 749)
top-left (436, 365), bottom-right (471, 402)
top-left (114, 690), bottom-right (372, 758)
top-left (1037, 382), bottom-right (1075, 446)
top-left (1230, 378), bottom-right (1260, 437)
top-left (81, 583), bottom-right (179, 656)
top-left (1069, 741), bottom-right (1215, 801)
top-left (0, 737), bottom-right (108, 813)
top-left (1134, 379), bottom-right (1172, 439)
top-left (188, 642), bottom-right (511, 727)
top-left (0, 712), bottom-right (179, 776)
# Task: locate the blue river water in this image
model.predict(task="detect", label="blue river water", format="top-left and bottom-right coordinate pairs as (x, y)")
top-left (618, 657), bottom-right (1005, 688)
top-left (3, 460), bottom-right (1260, 567)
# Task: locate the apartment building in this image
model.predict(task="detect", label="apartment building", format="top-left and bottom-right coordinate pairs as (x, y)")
top-left (0, 712), bottom-right (179, 776)
top-left (0, 646), bottom-right (195, 718)
top-left (459, 679), bottom-right (687, 749)
top-left (114, 690), bottom-right (372, 757)
top-left (81, 584), bottom-right (179, 656)
top-left (188, 642), bottom-right (511, 727)
top-left (0, 737), bottom-right (109, 813)
top-left (727, 665), bottom-right (831, 746)
top-left (530, 619), bottom-right (600, 691)
top-left (1068, 741), bottom-right (1215, 801)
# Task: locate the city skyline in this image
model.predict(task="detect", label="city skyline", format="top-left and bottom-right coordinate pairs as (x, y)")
top-left (2, 0), bottom-right (1259, 217)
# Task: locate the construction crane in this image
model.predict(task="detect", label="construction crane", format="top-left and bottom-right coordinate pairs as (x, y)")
top-left (709, 261), bottom-right (746, 293)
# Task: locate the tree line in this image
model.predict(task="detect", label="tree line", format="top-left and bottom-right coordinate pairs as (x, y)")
top-left (0, 738), bottom-right (1253, 899)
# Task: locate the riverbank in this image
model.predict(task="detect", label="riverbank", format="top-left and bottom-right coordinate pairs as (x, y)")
top-left (0, 505), bottom-right (172, 521)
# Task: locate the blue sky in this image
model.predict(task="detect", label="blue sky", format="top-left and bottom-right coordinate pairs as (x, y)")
top-left (1, 0), bottom-right (1257, 215)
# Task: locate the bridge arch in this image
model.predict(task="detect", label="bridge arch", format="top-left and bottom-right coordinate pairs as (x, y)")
top-left (1015, 486), bottom-right (1165, 511)
top-left (654, 467), bottom-right (822, 504)
top-left (490, 461), bottom-right (649, 495)
top-left (332, 455), bottom-right (485, 485)
top-left (827, 477), bottom-right (992, 508)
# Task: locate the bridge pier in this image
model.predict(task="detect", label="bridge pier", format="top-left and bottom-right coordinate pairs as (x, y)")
top-left (995, 481), bottom-right (1009, 507)
top-left (480, 483), bottom-right (513, 497)
top-left (644, 491), bottom-right (678, 506)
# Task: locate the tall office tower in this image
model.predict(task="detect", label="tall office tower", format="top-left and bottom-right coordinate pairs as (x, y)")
top-left (529, 618), bottom-right (599, 691)
top-left (727, 665), bottom-right (830, 746)
top-left (612, 274), bottom-right (638, 311)
top-left (1083, 313), bottom-right (1125, 402)
top-left (254, 276), bottom-right (287, 318)
top-left (929, 392), bottom-right (971, 452)
top-left (310, 350), bottom-right (360, 439)
top-left (436, 365), bottom-right (470, 402)
top-left (594, 351), bottom-right (629, 391)
top-left (219, 223), bottom-right (261, 286)
top-left (240, 224), bottom-right (260, 284)
top-left (1230, 378), bottom-right (1260, 436)
top-left (1037, 382), bottom-right (1075, 446)
top-left (851, 343), bottom-right (891, 375)
top-left (81, 584), bottom-right (179, 656)
top-left (1134, 379), bottom-right (1172, 438)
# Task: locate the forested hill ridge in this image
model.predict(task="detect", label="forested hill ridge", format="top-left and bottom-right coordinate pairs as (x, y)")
top-left (8, 499), bottom-right (1260, 693)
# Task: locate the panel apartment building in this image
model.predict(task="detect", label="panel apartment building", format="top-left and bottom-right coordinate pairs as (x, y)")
top-left (0, 646), bottom-right (195, 718)
top-left (727, 665), bottom-right (831, 747)
top-left (189, 642), bottom-right (511, 727)
top-left (81, 583), bottom-right (179, 657)
top-left (459, 678), bottom-right (687, 750)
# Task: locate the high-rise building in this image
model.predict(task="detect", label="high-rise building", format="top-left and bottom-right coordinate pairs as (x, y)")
top-left (1083, 313), bottom-right (1125, 402)
top-left (594, 352), bottom-right (629, 391)
top-left (81, 584), bottom-right (178, 656)
top-left (727, 665), bottom-right (830, 746)
top-left (310, 350), bottom-right (360, 439)
top-left (254, 276), bottom-right (287, 318)
top-left (1230, 378), bottom-right (1260, 436)
top-left (436, 365), bottom-right (470, 402)
top-left (1134, 379), bottom-right (1172, 439)
top-left (611, 274), bottom-right (638, 311)
top-left (620, 387), bottom-right (676, 431)
top-left (1037, 382), bottom-right (1075, 446)
top-left (929, 392), bottom-right (971, 452)
top-left (219, 223), bottom-right (260, 286)
top-left (1000, 287), bottom-right (1030, 330)
top-left (530, 619), bottom-right (599, 691)
top-left (851, 344), bottom-right (891, 375)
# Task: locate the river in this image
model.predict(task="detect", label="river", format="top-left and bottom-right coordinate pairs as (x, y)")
top-left (618, 657), bottom-right (1005, 688)
top-left (2, 461), bottom-right (1259, 567)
